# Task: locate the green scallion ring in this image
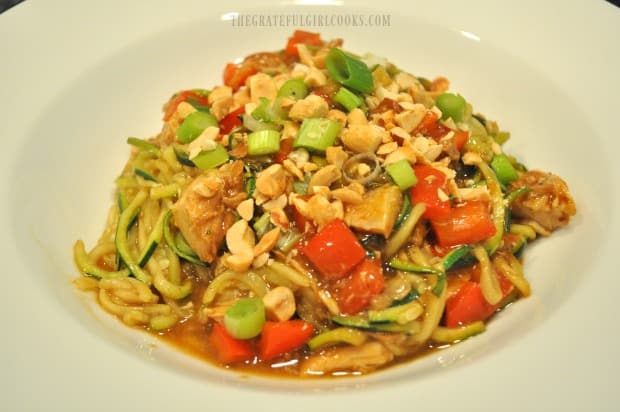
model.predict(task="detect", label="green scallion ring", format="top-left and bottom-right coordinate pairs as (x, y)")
top-left (326, 48), bottom-right (374, 94)
top-left (224, 297), bottom-right (266, 339)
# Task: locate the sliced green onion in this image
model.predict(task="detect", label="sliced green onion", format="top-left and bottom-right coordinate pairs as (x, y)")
top-left (224, 297), bottom-right (266, 339)
top-left (307, 327), bottom-right (366, 351)
top-left (385, 159), bottom-right (417, 191)
top-left (127, 137), bottom-right (160, 154)
top-left (191, 144), bottom-right (229, 170)
top-left (491, 154), bottom-right (519, 185)
top-left (277, 78), bottom-right (308, 100)
top-left (334, 87), bottom-right (363, 112)
top-left (326, 48), bottom-right (374, 94)
top-left (292, 179), bottom-right (308, 195)
top-left (436, 93), bottom-right (467, 122)
top-left (293, 118), bottom-right (341, 153)
top-left (252, 212), bottom-right (272, 238)
top-left (247, 130), bottom-right (281, 156)
top-left (177, 111), bottom-right (218, 143)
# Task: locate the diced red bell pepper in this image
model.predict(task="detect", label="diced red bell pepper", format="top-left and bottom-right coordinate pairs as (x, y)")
top-left (219, 106), bottom-right (245, 135)
top-left (453, 129), bottom-right (469, 151)
top-left (445, 281), bottom-right (493, 327)
top-left (273, 138), bottom-right (294, 164)
top-left (163, 90), bottom-right (210, 121)
top-left (208, 322), bottom-right (254, 364)
top-left (430, 201), bottom-right (496, 248)
top-left (337, 259), bottom-right (385, 315)
top-left (410, 165), bottom-right (451, 220)
top-left (414, 110), bottom-right (468, 150)
top-left (223, 62), bottom-right (258, 91)
top-left (258, 320), bottom-right (314, 361)
top-left (445, 274), bottom-right (514, 327)
top-left (285, 30), bottom-right (323, 57)
top-left (301, 219), bottom-right (366, 280)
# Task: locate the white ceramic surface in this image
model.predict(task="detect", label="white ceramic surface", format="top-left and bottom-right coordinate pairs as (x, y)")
top-left (1, 0), bottom-right (619, 411)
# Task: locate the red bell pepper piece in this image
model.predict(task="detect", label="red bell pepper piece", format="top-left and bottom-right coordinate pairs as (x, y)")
top-left (208, 322), bottom-right (254, 364)
top-left (284, 30), bottom-right (323, 57)
top-left (430, 201), bottom-right (496, 248)
top-left (453, 129), bottom-right (469, 151)
top-left (163, 90), bottom-right (210, 121)
top-left (410, 165), bottom-right (451, 220)
top-left (273, 138), bottom-right (294, 164)
top-left (219, 106), bottom-right (245, 135)
top-left (301, 219), bottom-right (366, 280)
top-left (223, 62), bottom-right (258, 91)
top-left (414, 110), bottom-right (468, 150)
top-left (337, 259), bottom-right (385, 315)
top-left (445, 281), bottom-right (494, 327)
top-left (258, 320), bottom-right (314, 361)
top-left (445, 274), bottom-right (513, 327)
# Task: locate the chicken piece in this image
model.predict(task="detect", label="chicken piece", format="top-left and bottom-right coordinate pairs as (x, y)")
top-left (344, 184), bottom-right (402, 237)
top-left (172, 161), bottom-right (245, 263)
top-left (301, 342), bottom-right (394, 375)
top-left (510, 170), bottom-right (576, 231)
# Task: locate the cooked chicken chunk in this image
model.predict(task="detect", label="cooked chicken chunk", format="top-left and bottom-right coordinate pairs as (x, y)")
top-left (172, 161), bottom-right (245, 263)
top-left (301, 342), bottom-right (394, 375)
top-left (344, 184), bottom-right (402, 237)
top-left (510, 170), bottom-right (576, 231)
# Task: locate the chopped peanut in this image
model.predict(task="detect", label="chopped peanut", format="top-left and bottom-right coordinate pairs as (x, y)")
top-left (262, 286), bottom-right (296, 322)
top-left (226, 219), bottom-right (255, 256)
top-left (254, 228), bottom-right (281, 256)
top-left (347, 108), bottom-right (368, 125)
top-left (325, 146), bottom-right (349, 169)
top-left (249, 73), bottom-right (277, 103)
top-left (236, 199), bottom-right (254, 221)
top-left (208, 86), bottom-right (233, 104)
top-left (341, 124), bottom-right (382, 153)
top-left (289, 94), bottom-right (329, 121)
top-left (308, 165), bottom-right (342, 193)
top-left (255, 164), bottom-right (288, 199)
top-left (394, 104), bottom-right (426, 132)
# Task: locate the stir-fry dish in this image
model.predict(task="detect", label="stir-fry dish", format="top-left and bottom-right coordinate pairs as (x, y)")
top-left (73, 31), bottom-right (576, 377)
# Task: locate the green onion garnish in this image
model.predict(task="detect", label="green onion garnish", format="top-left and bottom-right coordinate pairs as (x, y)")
top-left (191, 144), bottom-right (229, 170)
top-left (334, 87), bottom-right (363, 112)
top-left (435, 93), bottom-right (467, 122)
top-left (277, 78), bottom-right (309, 100)
top-left (293, 118), bottom-right (341, 153)
top-left (177, 111), bottom-right (219, 143)
top-left (385, 159), bottom-right (417, 190)
top-left (247, 130), bottom-right (281, 156)
top-left (491, 154), bottom-right (519, 185)
top-left (224, 297), bottom-right (266, 339)
top-left (326, 48), bottom-right (374, 94)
